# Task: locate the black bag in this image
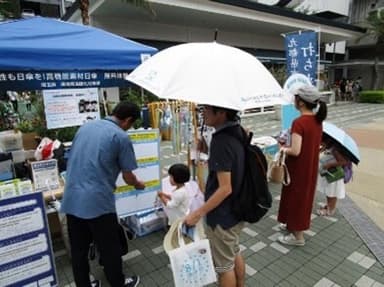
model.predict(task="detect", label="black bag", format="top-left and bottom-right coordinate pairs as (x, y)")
top-left (222, 127), bottom-right (272, 223)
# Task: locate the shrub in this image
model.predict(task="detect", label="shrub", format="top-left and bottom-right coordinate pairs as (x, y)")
top-left (359, 90), bottom-right (384, 103)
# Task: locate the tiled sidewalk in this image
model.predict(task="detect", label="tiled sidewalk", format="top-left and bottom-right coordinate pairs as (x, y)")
top-left (55, 181), bottom-right (384, 287)
top-left (55, 104), bottom-right (384, 286)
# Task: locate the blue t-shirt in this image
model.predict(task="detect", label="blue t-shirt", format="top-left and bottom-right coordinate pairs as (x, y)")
top-left (60, 118), bottom-right (137, 219)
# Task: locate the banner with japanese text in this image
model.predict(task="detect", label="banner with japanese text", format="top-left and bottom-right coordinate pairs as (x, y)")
top-left (0, 70), bottom-right (131, 91)
top-left (285, 31), bottom-right (318, 86)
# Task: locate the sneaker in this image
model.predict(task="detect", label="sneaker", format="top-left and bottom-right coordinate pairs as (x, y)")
top-left (125, 276), bottom-right (140, 287)
top-left (278, 223), bottom-right (287, 231)
top-left (91, 279), bottom-right (101, 287)
top-left (278, 234), bottom-right (305, 246)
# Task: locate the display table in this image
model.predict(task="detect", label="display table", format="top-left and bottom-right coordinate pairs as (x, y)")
top-left (42, 186), bottom-right (65, 244)
top-left (43, 186), bottom-right (64, 203)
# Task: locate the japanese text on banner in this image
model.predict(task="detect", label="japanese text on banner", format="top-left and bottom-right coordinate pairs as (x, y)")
top-left (285, 31), bottom-right (318, 86)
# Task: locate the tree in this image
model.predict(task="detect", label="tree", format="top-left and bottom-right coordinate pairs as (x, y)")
top-left (366, 8), bottom-right (384, 89)
top-left (0, 0), bottom-right (20, 21)
top-left (79, 0), bottom-right (155, 25)
top-left (366, 7), bottom-right (384, 44)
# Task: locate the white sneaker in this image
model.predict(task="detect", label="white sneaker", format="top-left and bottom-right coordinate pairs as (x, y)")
top-left (278, 234), bottom-right (305, 246)
top-left (124, 276), bottom-right (140, 287)
top-left (278, 223), bottom-right (287, 231)
top-left (91, 279), bottom-right (101, 287)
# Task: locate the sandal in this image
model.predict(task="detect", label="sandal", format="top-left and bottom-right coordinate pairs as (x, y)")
top-left (327, 208), bottom-right (336, 216)
top-left (317, 207), bottom-right (335, 216)
top-left (317, 207), bottom-right (329, 216)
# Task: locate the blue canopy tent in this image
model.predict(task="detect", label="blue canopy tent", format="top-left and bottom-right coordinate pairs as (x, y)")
top-left (0, 17), bottom-right (157, 91)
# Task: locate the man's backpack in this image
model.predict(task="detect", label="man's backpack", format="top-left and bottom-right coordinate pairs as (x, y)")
top-left (222, 127), bottom-right (272, 223)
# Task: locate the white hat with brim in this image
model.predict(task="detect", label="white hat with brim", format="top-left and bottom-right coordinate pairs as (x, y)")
top-left (163, 218), bottom-right (206, 254)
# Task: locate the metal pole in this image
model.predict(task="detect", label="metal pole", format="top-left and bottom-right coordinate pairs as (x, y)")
top-left (59, 0), bottom-right (66, 18)
top-left (317, 27), bottom-right (321, 87)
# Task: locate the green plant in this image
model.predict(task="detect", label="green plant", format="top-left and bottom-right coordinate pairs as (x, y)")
top-left (0, 0), bottom-right (20, 21)
top-left (367, 8), bottom-right (384, 44)
top-left (27, 96), bottom-right (80, 141)
top-left (120, 86), bottom-right (159, 128)
top-left (56, 126), bottom-right (80, 142)
top-left (359, 90), bottom-right (384, 103)
top-left (16, 119), bottom-right (35, 133)
top-left (267, 65), bottom-right (287, 87)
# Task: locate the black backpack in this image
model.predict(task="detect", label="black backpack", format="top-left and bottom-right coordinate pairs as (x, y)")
top-left (221, 127), bottom-right (272, 223)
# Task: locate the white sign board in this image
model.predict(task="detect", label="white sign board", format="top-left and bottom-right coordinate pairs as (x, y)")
top-left (43, 88), bottom-right (100, 129)
top-left (115, 129), bottom-right (161, 217)
top-left (31, 159), bottom-right (60, 193)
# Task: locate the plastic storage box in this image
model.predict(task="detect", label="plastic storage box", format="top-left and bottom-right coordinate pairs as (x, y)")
top-left (121, 208), bottom-right (167, 237)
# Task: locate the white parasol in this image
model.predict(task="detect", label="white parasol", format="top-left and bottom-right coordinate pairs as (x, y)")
top-left (126, 42), bottom-right (290, 111)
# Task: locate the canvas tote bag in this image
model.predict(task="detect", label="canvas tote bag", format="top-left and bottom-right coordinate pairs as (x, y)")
top-left (268, 150), bottom-right (290, 185)
top-left (167, 221), bottom-right (216, 287)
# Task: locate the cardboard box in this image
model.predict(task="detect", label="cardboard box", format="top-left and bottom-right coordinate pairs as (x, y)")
top-left (22, 132), bottom-right (38, 150)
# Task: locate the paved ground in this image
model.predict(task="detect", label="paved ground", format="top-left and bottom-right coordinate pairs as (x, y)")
top-left (345, 118), bottom-right (384, 231)
top-left (54, 102), bottom-right (384, 287)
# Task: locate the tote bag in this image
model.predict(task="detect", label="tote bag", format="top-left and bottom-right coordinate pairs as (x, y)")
top-left (168, 222), bottom-right (216, 287)
top-left (268, 150), bottom-right (290, 185)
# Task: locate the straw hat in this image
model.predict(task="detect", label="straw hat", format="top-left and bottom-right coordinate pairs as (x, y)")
top-left (163, 218), bottom-right (206, 254)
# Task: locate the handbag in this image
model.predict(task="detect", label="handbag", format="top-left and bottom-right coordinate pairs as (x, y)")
top-left (268, 150), bottom-right (290, 185)
top-left (324, 166), bottom-right (345, 183)
top-left (167, 222), bottom-right (216, 287)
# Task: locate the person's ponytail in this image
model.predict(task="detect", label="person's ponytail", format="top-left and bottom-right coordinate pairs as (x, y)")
top-left (315, 101), bottom-right (327, 123)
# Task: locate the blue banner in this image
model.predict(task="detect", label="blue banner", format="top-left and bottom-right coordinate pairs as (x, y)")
top-left (285, 31), bottom-right (318, 85)
top-left (0, 70), bottom-right (132, 91)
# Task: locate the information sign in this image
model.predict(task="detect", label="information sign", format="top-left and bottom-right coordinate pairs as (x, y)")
top-left (115, 129), bottom-right (161, 217)
top-left (43, 88), bottom-right (100, 129)
top-left (0, 192), bottom-right (58, 286)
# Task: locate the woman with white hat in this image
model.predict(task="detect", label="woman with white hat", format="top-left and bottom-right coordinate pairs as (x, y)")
top-left (277, 85), bottom-right (328, 246)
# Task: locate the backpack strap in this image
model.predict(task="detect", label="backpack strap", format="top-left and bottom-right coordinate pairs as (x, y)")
top-left (219, 126), bottom-right (267, 176)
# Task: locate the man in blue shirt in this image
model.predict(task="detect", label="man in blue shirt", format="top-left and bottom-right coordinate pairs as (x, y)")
top-left (185, 105), bottom-right (245, 287)
top-left (61, 101), bottom-right (145, 287)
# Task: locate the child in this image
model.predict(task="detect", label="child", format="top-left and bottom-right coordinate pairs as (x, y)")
top-left (158, 163), bottom-right (191, 225)
top-left (317, 138), bottom-right (349, 216)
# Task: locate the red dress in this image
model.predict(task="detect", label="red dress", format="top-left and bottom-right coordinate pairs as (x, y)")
top-left (278, 115), bottom-right (322, 231)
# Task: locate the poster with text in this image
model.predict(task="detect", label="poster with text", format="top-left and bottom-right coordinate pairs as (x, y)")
top-left (0, 192), bottom-right (58, 287)
top-left (31, 159), bottom-right (60, 193)
top-left (43, 88), bottom-right (100, 129)
top-left (115, 129), bottom-right (161, 217)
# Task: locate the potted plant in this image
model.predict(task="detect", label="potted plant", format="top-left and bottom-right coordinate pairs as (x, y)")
top-left (16, 119), bottom-right (39, 150)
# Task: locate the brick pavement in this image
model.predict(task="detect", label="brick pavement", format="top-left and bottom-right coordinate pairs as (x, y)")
top-left (55, 105), bottom-right (384, 287)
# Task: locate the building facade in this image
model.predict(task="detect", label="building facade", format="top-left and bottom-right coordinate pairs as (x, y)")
top-left (62, 0), bottom-right (364, 87)
top-left (329, 0), bottom-right (384, 90)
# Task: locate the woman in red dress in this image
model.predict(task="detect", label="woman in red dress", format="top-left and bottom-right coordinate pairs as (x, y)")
top-left (277, 85), bottom-right (328, 246)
